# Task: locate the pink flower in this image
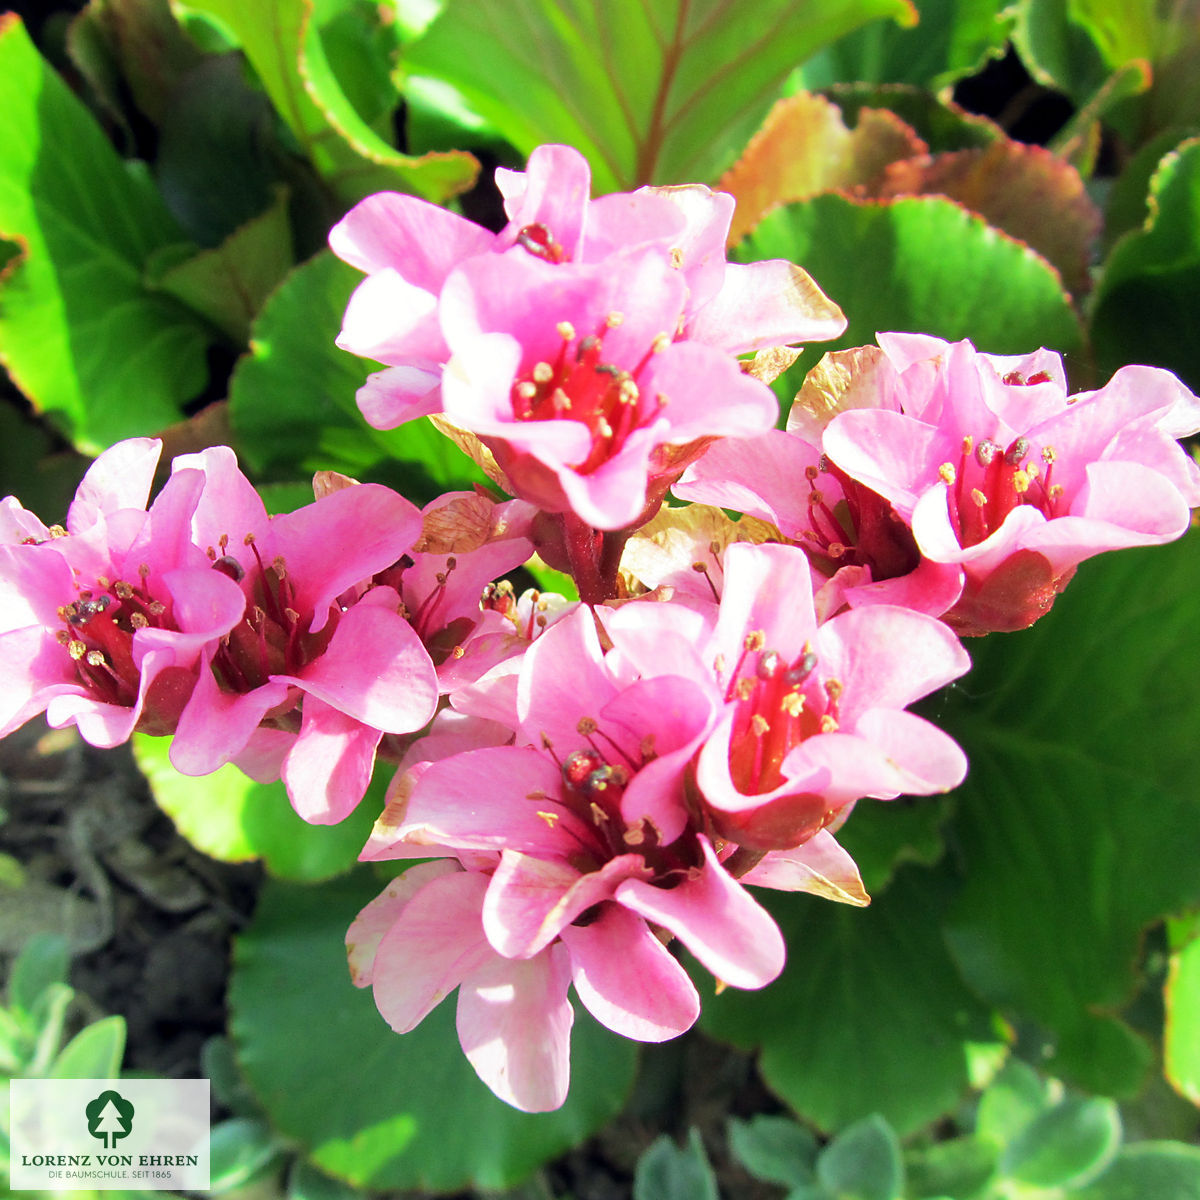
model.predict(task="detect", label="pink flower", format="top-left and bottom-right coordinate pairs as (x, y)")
top-left (330, 144), bottom-right (845, 530)
top-left (604, 542), bottom-right (971, 851)
top-left (820, 335), bottom-right (1200, 634)
top-left (0, 438), bottom-right (245, 747)
top-left (674, 427), bottom-right (964, 617)
top-left (161, 447), bottom-right (440, 823)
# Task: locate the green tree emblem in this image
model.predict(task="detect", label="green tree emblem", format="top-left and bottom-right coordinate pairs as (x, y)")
top-left (85, 1090), bottom-right (135, 1149)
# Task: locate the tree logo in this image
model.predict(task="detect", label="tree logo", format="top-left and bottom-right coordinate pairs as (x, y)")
top-left (85, 1090), bottom-right (135, 1149)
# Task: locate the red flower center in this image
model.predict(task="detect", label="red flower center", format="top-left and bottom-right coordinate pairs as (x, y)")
top-left (510, 316), bottom-right (668, 473)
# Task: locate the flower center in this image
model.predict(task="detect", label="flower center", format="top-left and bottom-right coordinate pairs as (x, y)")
top-left (799, 458), bottom-right (920, 580)
top-left (208, 535), bottom-right (336, 694)
top-left (938, 432), bottom-right (1062, 549)
top-left (509, 316), bottom-right (668, 473)
top-left (723, 634), bottom-right (840, 802)
top-left (538, 719), bottom-right (699, 881)
top-left (56, 568), bottom-right (170, 707)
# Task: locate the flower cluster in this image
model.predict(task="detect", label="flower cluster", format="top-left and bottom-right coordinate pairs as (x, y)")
top-left (4, 145), bottom-right (1198, 1113)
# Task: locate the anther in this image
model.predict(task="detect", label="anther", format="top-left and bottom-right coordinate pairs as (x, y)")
top-left (1005, 438), bottom-right (1030, 465)
top-left (971, 489), bottom-right (987, 507)
top-left (939, 463), bottom-right (956, 484)
top-left (130, 612), bottom-right (149, 629)
top-left (651, 333), bottom-right (670, 354)
top-left (532, 362), bottom-right (554, 384)
top-left (212, 555), bottom-right (245, 582)
top-left (577, 717), bottom-right (598, 736)
top-left (975, 439), bottom-right (1000, 466)
top-left (556, 321), bottom-right (575, 340)
top-left (68, 640), bottom-right (87, 660)
top-left (48, 525), bottom-right (67, 538)
top-left (85, 650), bottom-right (106, 667)
top-left (606, 311), bottom-right (624, 328)
top-left (756, 650), bottom-right (782, 680)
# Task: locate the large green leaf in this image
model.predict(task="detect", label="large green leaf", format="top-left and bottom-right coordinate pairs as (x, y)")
top-left (800, 0), bottom-right (1013, 91)
top-left (738, 191), bottom-right (1083, 358)
top-left (943, 534), bottom-right (1200, 1096)
top-left (405, 0), bottom-right (918, 191)
top-left (177, 0), bottom-right (476, 205)
top-left (700, 866), bottom-right (1004, 1135)
top-left (1074, 1143), bottom-right (1200, 1200)
top-left (230, 871), bottom-right (637, 1192)
top-left (0, 14), bottom-right (211, 453)
top-left (227, 249), bottom-right (485, 500)
top-left (132, 732), bottom-right (377, 883)
top-left (1090, 137), bottom-right (1200, 392)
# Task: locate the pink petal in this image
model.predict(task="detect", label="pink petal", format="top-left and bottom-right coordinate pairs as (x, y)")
top-left (816, 602), bottom-right (971, 718)
top-left (483, 851), bottom-right (649, 958)
top-left (346, 860), bottom-right (461, 986)
top-left (356, 364), bottom-right (443, 429)
top-left (852, 708), bottom-right (969, 795)
top-left (399, 746), bottom-right (593, 855)
top-left (281, 696), bottom-right (384, 824)
top-left (371, 869), bottom-right (495, 1032)
top-left (266, 486), bottom-right (423, 628)
top-left (560, 904), bottom-right (699, 1041)
top-left (456, 942), bottom-right (574, 1113)
top-left (172, 445), bottom-right (268, 553)
top-left (496, 144), bottom-right (591, 261)
top-left (336, 269), bottom-right (444, 363)
top-left (823, 408), bottom-right (947, 515)
top-left (742, 829), bottom-right (869, 905)
top-left (67, 438), bottom-right (162, 531)
top-left (616, 836), bottom-right (784, 989)
top-left (279, 602), bottom-right (438, 733)
top-left (329, 191), bottom-right (495, 284)
top-left (685, 260), bottom-right (846, 354)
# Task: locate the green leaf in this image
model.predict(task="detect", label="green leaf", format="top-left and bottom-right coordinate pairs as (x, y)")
top-left (7, 932), bottom-right (70, 1016)
top-left (1090, 137), bottom-right (1200, 391)
top-left (1165, 913), bottom-right (1200, 1105)
top-left (700, 867), bottom-right (1004, 1135)
top-left (132, 732), bottom-right (378, 883)
top-left (823, 83), bottom-right (1003, 154)
top-left (943, 534), bottom-right (1200, 1096)
top-left (727, 1114), bottom-right (817, 1189)
top-left (150, 184), bottom-right (294, 342)
top-left (180, 0), bottom-right (476, 205)
top-left (0, 14), bottom-right (212, 452)
top-left (633, 1129), bottom-right (719, 1200)
top-left (207, 1118), bottom-right (286, 1193)
top-left (737, 192), bottom-right (1083, 360)
top-left (229, 871), bottom-right (637, 1192)
top-left (816, 1114), bottom-right (903, 1200)
top-left (903, 1135), bottom-right (998, 1200)
top-left (405, 0), bottom-right (918, 191)
top-left (227, 249), bottom-right (485, 499)
top-left (1074, 1142), bottom-right (1200, 1200)
top-left (976, 1059), bottom-right (1052, 1147)
top-left (800, 0), bottom-right (1014, 91)
top-left (1000, 1095), bottom-right (1122, 1188)
top-left (286, 1159), bottom-right (362, 1200)
top-left (50, 1015), bottom-right (126, 1078)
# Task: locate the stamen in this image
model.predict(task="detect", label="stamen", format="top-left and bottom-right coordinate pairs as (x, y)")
top-left (556, 321), bottom-right (575, 340)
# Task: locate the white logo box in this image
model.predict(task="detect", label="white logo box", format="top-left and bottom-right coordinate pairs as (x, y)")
top-left (9, 1079), bottom-right (210, 1191)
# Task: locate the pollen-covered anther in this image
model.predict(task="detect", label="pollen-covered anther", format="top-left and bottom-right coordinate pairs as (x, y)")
top-left (48, 525), bottom-right (67, 539)
top-left (514, 380), bottom-right (537, 401)
top-left (618, 379), bottom-right (638, 404)
top-left (605, 311), bottom-right (624, 328)
top-left (55, 630), bottom-right (71, 646)
top-left (114, 581), bottom-right (135, 600)
top-left (651, 333), bottom-right (670, 354)
top-left (1012, 470), bottom-right (1031, 495)
top-left (556, 321), bottom-right (575, 340)
top-left (536, 810), bottom-right (560, 828)
top-left (808, 488), bottom-right (824, 507)
top-left (1005, 437), bottom-right (1030, 466)
top-left (576, 716), bottom-right (597, 735)
top-left (971, 488), bottom-right (988, 508)
top-left (130, 612), bottom-right (149, 630)
top-left (283, 608), bottom-right (301, 625)
top-left (781, 692), bottom-right (805, 717)
top-left (939, 462), bottom-right (956, 485)
top-left (68, 640), bottom-right (87, 660)
top-left (819, 714), bottom-right (839, 733)
top-left (272, 556), bottom-right (288, 577)
top-left (623, 820), bottom-right (646, 846)
top-left (745, 630), bottom-right (766, 653)
top-left (824, 678), bottom-right (843, 703)
top-left (532, 362), bottom-right (554, 384)
top-left (1042, 446), bottom-right (1057, 463)
top-left (750, 713), bottom-right (770, 737)
top-left (828, 542), bottom-right (847, 559)
top-left (85, 650), bottom-right (106, 668)
top-left (670, 247), bottom-right (683, 268)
